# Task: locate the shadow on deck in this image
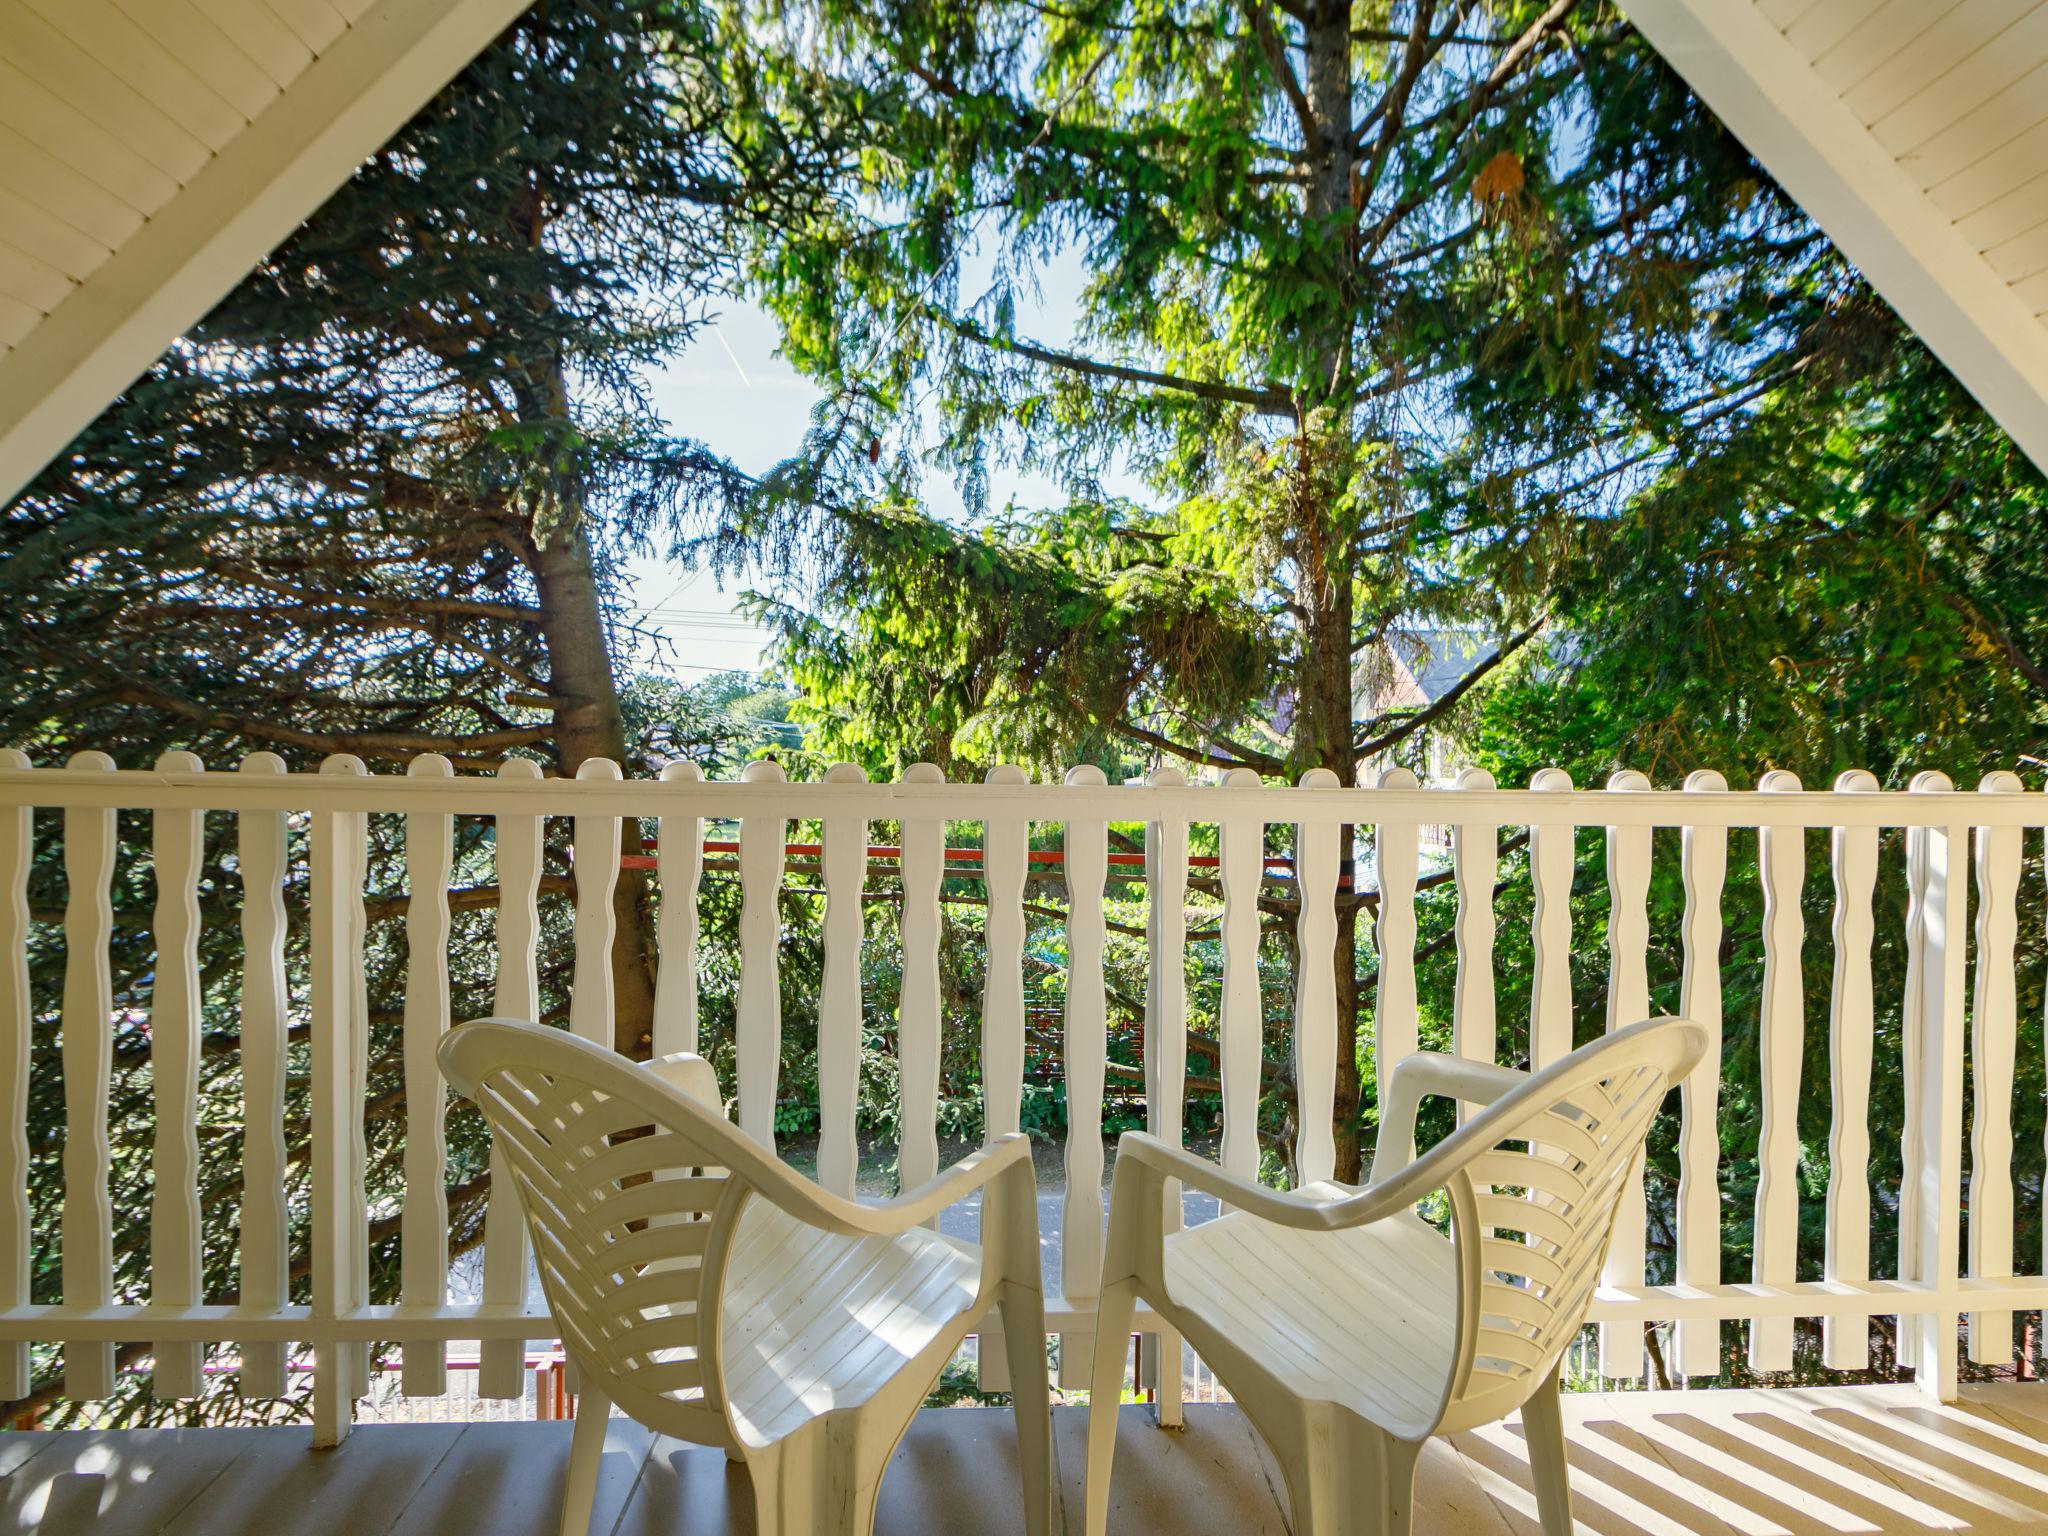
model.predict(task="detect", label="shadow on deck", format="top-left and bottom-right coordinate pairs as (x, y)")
top-left (5, 1384), bottom-right (2048, 1534)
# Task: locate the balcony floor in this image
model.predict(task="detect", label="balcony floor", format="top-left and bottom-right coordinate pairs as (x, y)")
top-left (7, 1383), bottom-right (2048, 1535)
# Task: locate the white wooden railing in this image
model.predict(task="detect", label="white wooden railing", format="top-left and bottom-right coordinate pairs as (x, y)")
top-left (0, 752), bottom-right (2044, 1443)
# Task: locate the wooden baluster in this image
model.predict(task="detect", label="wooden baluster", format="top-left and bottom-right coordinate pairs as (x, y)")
top-left (1676, 769), bottom-right (1728, 1379)
top-left (402, 754), bottom-right (453, 1396)
top-left (61, 751), bottom-right (115, 1400)
top-left (310, 753), bottom-right (367, 1443)
top-left (737, 759), bottom-right (789, 1148)
top-left (1144, 766), bottom-right (1188, 1424)
top-left (896, 763), bottom-right (944, 1195)
top-left (149, 751), bottom-right (205, 1399)
top-left (0, 750), bottom-right (26, 1400)
top-left (981, 765), bottom-right (1029, 1144)
top-left (652, 760), bottom-right (703, 1057)
top-left (1899, 789), bottom-right (1930, 1303)
top-left (1294, 767), bottom-right (1340, 1186)
top-left (1450, 768), bottom-right (1498, 1085)
top-left (1527, 768), bottom-right (1575, 1071)
top-left (1904, 772), bottom-right (1966, 1401)
top-left (1217, 768), bottom-right (1263, 1184)
top-left (571, 758), bottom-right (622, 1049)
top-left (238, 752), bottom-right (290, 1397)
top-left (817, 762), bottom-right (868, 1198)
top-left (1601, 769), bottom-right (1653, 1381)
top-left (480, 755), bottom-right (541, 1400)
top-left (1061, 765), bottom-right (1109, 1388)
top-left (973, 765), bottom-right (1028, 1398)
top-left (1821, 770), bottom-right (1878, 1371)
top-left (1749, 770), bottom-right (1805, 1373)
top-left (1969, 771), bottom-right (2024, 1366)
top-left (1373, 768), bottom-right (1419, 1128)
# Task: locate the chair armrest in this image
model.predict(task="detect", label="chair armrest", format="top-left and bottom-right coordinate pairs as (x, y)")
top-left (738, 1132), bottom-right (1037, 1240)
top-left (1369, 1053), bottom-right (1528, 1181)
top-left (1114, 1133), bottom-right (1376, 1233)
top-left (643, 1051), bottom-right (722, 1113)
top-left (865, 1133), bottom-right (1036, 1231)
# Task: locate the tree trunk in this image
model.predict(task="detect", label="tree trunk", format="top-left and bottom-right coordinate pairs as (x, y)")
top-left (1298, 0), bottom-right (1366, 1182)
top-left (518, 360), bottom-right (661, 1058)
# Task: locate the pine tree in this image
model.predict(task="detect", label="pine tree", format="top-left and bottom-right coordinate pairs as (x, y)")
top-left (717, 0), bottom-right (1855, 1180)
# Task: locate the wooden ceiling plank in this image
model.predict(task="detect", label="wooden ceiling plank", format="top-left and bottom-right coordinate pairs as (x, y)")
top-left (1871, 4), bottom-right (2048, 157)
top-left (1930, 114), bottom-right (2048, 222)
top-left (1812, 0), bottom-right (1960, 96)
top-left (0, 295), bottom-right (42, 354)
top-left (0, 2), bottom-right (210, 183)
top-left (0, 240), bottom-right (72, 316)
top-left (189, 0), bottom-right (314, 89)
top-left (1844, 0), bottom-right (2036, 126)
top-left (1756, 0), bottom-right (1823, 30)
top-left (0, 57), bottom-right (182, 214)
top-left (263, 0), bottom-right (350, 54)
top-left (24, 0), bottom-right (248, 148)
top-left (108, 0), bottom-right (282, 121)
top-left (0, 125), bottom-right (146, 251)
top-left (0, 189), bottom-right (112, 286)
top-left (1900, 57), bottom-right (2048, 193)
top-left (1983, 219), bottom-right (2048, 284)
top-left (1783, 0), bottom-right (1875, 65)
top-left (1957, 168), bottom-right (2048, 251)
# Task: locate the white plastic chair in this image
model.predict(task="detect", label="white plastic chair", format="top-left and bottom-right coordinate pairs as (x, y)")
top-left (1084, 1015), bottom-right (1707, 1536)
top-left (439, 1018), bottom-right (1053, 1536)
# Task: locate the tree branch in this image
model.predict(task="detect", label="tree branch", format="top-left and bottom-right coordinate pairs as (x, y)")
top-left (1353, 619), bottom-right (1543, 761)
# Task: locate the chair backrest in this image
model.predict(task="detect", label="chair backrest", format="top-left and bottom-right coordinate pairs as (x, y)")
top-left (1433, 1017), bottom-right (1705, 1433)
top-left (438, 1018), bottom-right (760, 1440)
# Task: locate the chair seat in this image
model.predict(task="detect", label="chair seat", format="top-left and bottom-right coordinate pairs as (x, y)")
top-left (1163, 1193), bottom-right (1459, 1439)
top-left (720, 1199), bottom-right (982, 1447)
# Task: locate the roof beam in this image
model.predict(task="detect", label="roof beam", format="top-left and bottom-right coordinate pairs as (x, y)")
top-left (0, 0), bottom-right (531, 507)
top-left (1623, 0), bottom-right (2048, 475)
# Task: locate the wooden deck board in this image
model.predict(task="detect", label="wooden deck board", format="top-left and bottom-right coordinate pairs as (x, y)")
top-left (2, 1387), bottom-right (2046, 1533)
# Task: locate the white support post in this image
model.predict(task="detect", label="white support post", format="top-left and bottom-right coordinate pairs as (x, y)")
top-left (1372, 768), bottom-right (1420, 1126)
top-left (1601, 769), bottom-right (1653, 1381)
top-left (570, 758), bottom-right (623, 1050)
top-left (148, 751), bottom-right (205, 1400)
top-left (1527, 768), bottom-right (1574, 1072)
top-left (817, 763), bottom-right (869, 1200)
top-left (652, 761), bottom-right (704, 1058)
top-left (1060, 765), bottom-right (1109, 1389)
top-left (1969, 772), bottom-right (2023, 1365)
top-left (479, 755), bottom-right (541, 1401)
top-left (737, 759), bottom-right (791, 1148)
top-left (1675, 769), bottom-right (1727, 1379)
top-left (401, 754), bottom-right (454, 1397)
top-left (1750, 770), bottom-right (1805, 1374)
top-left (61, 751), bottom-right (116, 1401)
top-left (237, 753), bottom-right (290, 1397)
top-left (1823, 769), bottom-right (1879, 1372)
top-left (1293, 768), bottom-right (1341, 1186)
top-left (895, 763), bottom-right (944, 1193)
top-left (1142, 767), bottom-right (1188, 1425)
top-left (1905, 772), bottom-right (1965, 1401)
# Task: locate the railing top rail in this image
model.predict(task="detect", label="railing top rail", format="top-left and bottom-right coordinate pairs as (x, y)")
top-left (0, 765), bottom-right (2040, 828)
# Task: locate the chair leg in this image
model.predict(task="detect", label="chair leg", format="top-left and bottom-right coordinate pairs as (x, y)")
top-left (1001, 1283), bottom-right (1055, 1536)
top-left (1269, 1409), bottom-right (1419, 1536)
top-left (746, 1417), bottom-right (889, 1536)
top-left (1522, 1368), bottom-right (1574, 1536)
top-left (558, 1380), bottom-right (611, 1536)
top-left (1083, 1274), bottom-right (1139, 1536)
